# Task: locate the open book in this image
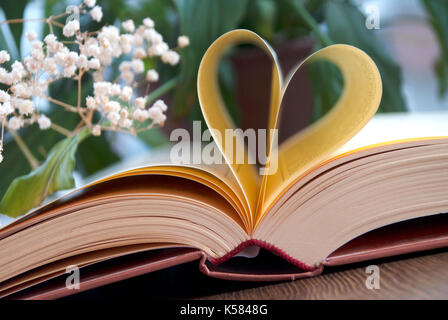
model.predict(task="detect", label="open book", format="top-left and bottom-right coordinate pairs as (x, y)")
top-left (1, 29), bottom-right (448, 299)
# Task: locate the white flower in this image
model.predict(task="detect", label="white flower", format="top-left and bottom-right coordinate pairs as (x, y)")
top-left (143, 17), bottom-right (154, 28)
top-left (131, 59), bottom-right (144, 73)
top-left (147, 42), bottom-right (168, 57)
top-left (88, 58), bottom-right (101, 70)
top-left (107, 111), bottom-right (120, 124)
top-left (0, 90), bottom-right (10, 102)
top-left (94, 81), bottom-right (111, 97)
top-left (135, 97), bottom-right (146, 109)
top-left (177, 35), bottom-right (189, 48)
top-left (92, 124), bottom-right (101, 136)
top-left (8, 116), bottom-right (23, 130)
top-left (120, 86), bottom-right (133, 102)
top-left (119, 118), bottom-right (132, 128)
top-left (78, 54), bottom-right (88, 69)
top-left (90, 6), bottom-right (103, 22)
top-left (122, 20), bottom-right (135, 33)
top-left (86, 96), bottom-right (97, 109)
top-left (0, 101), bottom-right (13, 116)
top-left (0, 50), bottom-right (10, 64)
top-left (133, 47), bottom-right (146, 59)
top-left (19, 99), bottom-right (35, 115)
top-left (152, 99), bottom-right (167, 112)
top-left (38, 114), bottom-right (51, 130)
top-left (110, 84), bottom-right (121, 96)
top-left (43, 57), bottom-right (58, 75)
top-left (133, 108), bottom-right (148, 122)
top-left (120, 34), bottom-right (134, 54)
top-left (104, 101), bottom-right (120, 113)
top-left (121, 71), bottom-right (134, 84)
top-left (63, 19), bottom-right (80, 37)
top-left (161, 50), bottom-right (180, 66)
top-left (144, 29), bottom-right (162, 44)
top-left (120, 108), bottom-right (129, 119)
top-left (26, 30), bottom-right (38, 42)
top-left (146, 69), bottom-right (159, 82)
top-left (147, 106), bottom-right (166, 125)
top-left (84, 0), bottom-right (96, 8)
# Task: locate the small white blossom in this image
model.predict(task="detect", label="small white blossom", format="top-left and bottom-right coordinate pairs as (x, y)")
top-left (119, 118), bottom-right (133, 128)
top-left (38, 114), bottom-right (51, 130)
top-left (104, 101), bottom-right (120, 113)
top-left (107, 111), bottom-right (120, 124)
top-left (26, 30), bottom-right (38, 42)
top-left (152, 99), bottom-right (168, 112)
top-left (63, 19), bottom-right (80, 37)
top-left (92, 124), bottom-right (101, 136)
top-left (143, 17), bottom-right (154, 28)
top-left (135, 97), bottom-right (146, 109)
top-left (131, 59), bottom-right (144, 73)
top-left (19, 99), bottom-right (35, 115)
top-left (133, 108), bottom-right (148, 122)
top-left (147, 106), bottom-right (166, 125)
top-left (0, 51), bottom-right (10, 64)
top-left (90, 6), bottom-right (103, 22)
top-left (88, 58), bottom-right (101, 70)
top-left (84, 0), bottom-right (96, 7)
top-left (0, 90), bottom-right (10, 102)
top-left (146, 69), bottom-right (159, 82)
top-left (132, 47), bottom-right (145, 59)
top-left (177, 35), bottom-right (189, 48)
top-left (161, 50), bottom-right (180, 66)
top-left (86, 96), bottom-right (97, 109)
top-left (8, 116), bottom-right (23, 130)
top-left (120, 86), bottom-right (133, 102)
top-left (0, 102), bottom-right (13, 116)
top-left (122, 20), bottom-right (135, 33)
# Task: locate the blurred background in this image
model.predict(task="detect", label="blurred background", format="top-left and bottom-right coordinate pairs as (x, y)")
top-left (0, 0), bottom-right (447, 204)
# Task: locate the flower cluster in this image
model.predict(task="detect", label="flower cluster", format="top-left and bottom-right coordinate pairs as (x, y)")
top-left (0, 0), bottom-right (189, 164)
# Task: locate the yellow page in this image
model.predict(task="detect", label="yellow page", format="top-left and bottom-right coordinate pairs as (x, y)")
top-left (258, 44), bottom-right (382, 223)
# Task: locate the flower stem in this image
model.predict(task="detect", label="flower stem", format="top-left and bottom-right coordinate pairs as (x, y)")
top-left (290, 0), bottom-right (333, 47)
top-left (146, 77), bottom-right (179, 105)
top-left (8, 129), bottom-right (39, 169)
top-left (50, 122), bottom-right (71, 137)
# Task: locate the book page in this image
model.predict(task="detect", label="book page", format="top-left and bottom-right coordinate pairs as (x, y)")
top-left (257, 44), bottom-right (383, 223)
top-left (197, 29), bottom-right (283, 229)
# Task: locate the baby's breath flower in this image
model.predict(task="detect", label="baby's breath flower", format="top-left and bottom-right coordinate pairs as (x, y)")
top-left (84, 0), bottom-right (96, 8)
top-left (0, 102), bottom-right (13, 116)
top-left (161, 50), bottom-right (180, 66)
top-left (152, 99), bottom-right (168, 112)
top-left (8, 116), bottom-right (23, 130)
top-left (133, 109), bottom-right (148, 122)
top-left (88, 58), bottom-right (101, 70)
top-left (90, 6), bottom-right (103, 22)
top-left (147, 105), bottom-right (166, 125)
top-left (143, 17), bottom-right (155, 28)
top-left (122, 20), bottom-right (135, 33)
top-left (0, 50), bottom-right (10, 64)
top-left (63, 19), bottom-right (80, 38)
top-left (135, 97), bottom-right (146, 109)
top-left (92, 124), bottom-right (101, 136)
top-left (146, 69), bottom-right (159, 82)
top-left (177, 35), bottom-right (190, 48)
top-left (131, 59), bottom-right (144, 73)
top-left (86, 96), bottom-right (97, 109)
top-left (120, 86), bottom-right (133, 102)
top-left (26, 30), bottom-right (38, 42)
top-left (0, 90), bottom-right (10, 102)
top-left (19, 99), bottom-right (35, 115)
top-left (38, 114), bottom-right (51, 130)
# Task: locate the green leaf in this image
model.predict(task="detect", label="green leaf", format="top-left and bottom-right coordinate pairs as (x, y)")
top-left (422, 0), bottom-right (448, 97)
top-left (172, 0), bottom-right (249, 118)
top-left (0, 129), bottom-right (90, 218)
top-left (137, 128), bottom-right (169, 147)
top-left (323, 1), bottom-right (407, 113)
top-left (0, 0), bottom-right (28, 58)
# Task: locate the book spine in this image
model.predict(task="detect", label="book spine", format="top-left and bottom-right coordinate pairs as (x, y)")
top-left (209, 239), bottom-right (317, 271)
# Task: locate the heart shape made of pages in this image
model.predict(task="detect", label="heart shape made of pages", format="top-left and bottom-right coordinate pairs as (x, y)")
top-left (197, 29), bottom-right (382, 223)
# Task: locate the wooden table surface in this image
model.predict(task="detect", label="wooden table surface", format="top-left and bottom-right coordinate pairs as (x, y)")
top-left (64, 248), bottom-right (448, 300)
